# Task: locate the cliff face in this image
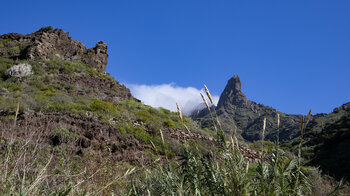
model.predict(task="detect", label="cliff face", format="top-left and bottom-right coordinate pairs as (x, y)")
top-left (217, 75), bottom-right (248, 108)
top-left (0, 26), bottom-right (108, 72)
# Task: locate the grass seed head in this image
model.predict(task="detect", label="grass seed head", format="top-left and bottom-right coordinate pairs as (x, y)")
top-left (159, 129), bottom-right (165, 146)
top-left (176, 102), bottom-right (183, 122)
top-left (246, 162), bottom-right (250, 173)
top-left (200, 93), bottom-right (211, 111)
top-left (230, 136), bottom-right (235, 151)
top-left (277, 113), bottom-right (280, 129)
top-left (204, 84), bottom-right (214, 105)
top-left (306, 108), bottom-right (312, 125)
top-left (263, 117), bottom-right (266, 131)
top-left (262, 117), bottom-right (266, 140)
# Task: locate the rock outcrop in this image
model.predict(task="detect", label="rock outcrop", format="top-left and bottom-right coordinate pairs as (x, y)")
top-left (5, 63), bottom-right (32, 78)
top-left (193, 75), bottom-right (303, 142)
top-left (217, 75), bottom-right (248, 108)
top-left (0, 26), bottom-right (108, 72)
top-left (0, 26), bottom-right (134, 104)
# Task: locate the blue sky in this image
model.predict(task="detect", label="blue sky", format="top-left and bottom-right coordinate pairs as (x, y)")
top-left (1, 0), bottom-right (349, 114)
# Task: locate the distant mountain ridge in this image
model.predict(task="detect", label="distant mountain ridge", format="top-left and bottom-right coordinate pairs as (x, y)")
top-left (192, 75), bottom-right (350, 143)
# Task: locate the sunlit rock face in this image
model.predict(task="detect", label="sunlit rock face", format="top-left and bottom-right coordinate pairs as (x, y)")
top-left (0, 27), bottom-right (108, 72)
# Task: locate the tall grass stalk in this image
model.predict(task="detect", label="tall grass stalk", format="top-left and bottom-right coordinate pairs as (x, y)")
top-left (176, 102), bottom-right (191, 134)
top-left (277, 113), bottom-right (280, 145)
top-left (202, 85), bottom-right (225, 150)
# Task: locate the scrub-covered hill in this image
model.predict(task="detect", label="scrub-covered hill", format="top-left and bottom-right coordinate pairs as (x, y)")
top-left (0, 27), bottom-right (216, 194)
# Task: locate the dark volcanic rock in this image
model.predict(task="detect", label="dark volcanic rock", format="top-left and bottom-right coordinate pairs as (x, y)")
top-left (333, 102), bottom-right (350, 113)
top-left (217, 75), bottom-right (248, 108)
top-left (193, 75), bottom-right (303, 142)
top-left (0, 27), bottom-right (108, 72)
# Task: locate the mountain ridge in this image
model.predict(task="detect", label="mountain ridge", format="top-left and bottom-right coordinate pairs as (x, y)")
top-left (192, 75), bottom-right (350, 144)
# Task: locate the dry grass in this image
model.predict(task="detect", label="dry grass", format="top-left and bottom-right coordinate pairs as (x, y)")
top-left (0, 116), bottom-right (137, 195)
top-left (204, 84), bottom-right (214, 105)
top-left (176, 102), bottom-right (183, 122)
top-left (200, 93), bottom-right (210, 111)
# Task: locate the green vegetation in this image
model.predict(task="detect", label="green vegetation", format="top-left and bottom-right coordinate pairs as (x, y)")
top-left (53, 127), bottom-right (78, 140)
top-left (0, 58), bottom-right (15, 80)
top-left (37, 26), bottom-right (53, 32)
top-left (128, 144), bottom-right (311, 195)
top-left (90, 99), bottom-right (118, 115)
top-left (7, 46), bottom-right (20, 56)
top-left (0, 55), bottom-right (348, 195)
top-left (45, 60), bottom-right (98, 75)
top-left (0, 39), bottom-right (12, 48)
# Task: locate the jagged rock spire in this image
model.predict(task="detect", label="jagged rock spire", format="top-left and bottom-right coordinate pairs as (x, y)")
top-left (217, 75), bottom-right (248, 108)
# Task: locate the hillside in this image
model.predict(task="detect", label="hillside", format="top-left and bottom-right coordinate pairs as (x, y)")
top-left (0, 27), bottom-right (219, 194)
top-left (309, 112), bottom-right (350, 180)
top-left (193, 75), bottom-right (350, 184)
top-left (286, 102), bottom-right (350, 180)
top-left (192, 75), bottom-right (303, 142)
top-left (1, 27), bottom-right (348, 195)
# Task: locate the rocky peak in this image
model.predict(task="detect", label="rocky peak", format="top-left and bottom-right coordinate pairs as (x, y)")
top-left (193, 75), bottom-right (303, 143)
top-left (0, 26), bottom-right (108, 72)
top-left (333, 102), bottom-right (350, 113)
top-left (228, 75), bottom-right (242, 92)
top-left (217, 75), bottom-right (248, 108)
top-left (83, 41), bottom-right (108, 72)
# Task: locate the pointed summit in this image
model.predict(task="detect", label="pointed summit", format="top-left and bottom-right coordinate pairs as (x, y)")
top-left (217, 75), bottom-right (248, 108)
top-left (228, 75), bottom-right (242, 92)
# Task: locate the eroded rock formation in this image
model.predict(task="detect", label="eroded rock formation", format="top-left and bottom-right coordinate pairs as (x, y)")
top-left (0, 26), bottom-right (108, 72)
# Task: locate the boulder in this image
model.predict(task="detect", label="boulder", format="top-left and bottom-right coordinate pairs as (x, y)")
top-left (5, 63), bottom-right (32, 78)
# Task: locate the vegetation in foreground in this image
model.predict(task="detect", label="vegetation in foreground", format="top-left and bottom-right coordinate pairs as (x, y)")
top-left (1, 90), bottom-right (348, 196)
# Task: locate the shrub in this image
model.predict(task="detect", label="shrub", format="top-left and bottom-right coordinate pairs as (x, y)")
top-left (0, 39), bottom-right (12, 48)
top-left (53, 127), bottom-right (78, 140)
top-left (163, 119), bottom-right (175, 128)
top-left (37, 26), bottom-right (53, 32)
top-left (7, 47), bottom-right (20, 56)
top-left (0, 58), bottom-right (14, 80)
top-left (40, 86), bottom-right (58, 96)
top-left (90, 99), bottom-right (118, 115)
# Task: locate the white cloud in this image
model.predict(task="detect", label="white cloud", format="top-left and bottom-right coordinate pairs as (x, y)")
top-left (128, 83), bottom-right (219, 115)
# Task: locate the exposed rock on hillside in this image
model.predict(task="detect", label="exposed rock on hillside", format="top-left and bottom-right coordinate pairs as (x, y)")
top-left (193, 75), bottom-right (303, 142)
top-left (5, 63), bottom-right (32, 78)
top-left (0, 26), bottom-right (108, 72)
top-left (217, 75), bottom-right (248, 108)
top-left (0, 27), bottom-right (217, 169)
top-left (0, 27), bottom-right (133, 105)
